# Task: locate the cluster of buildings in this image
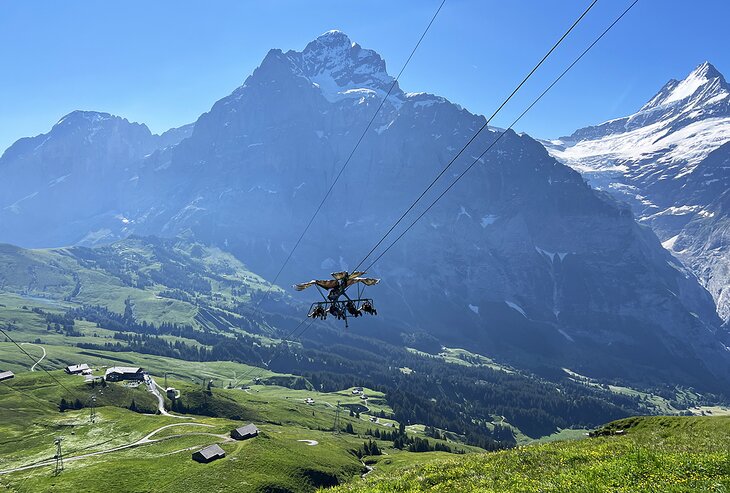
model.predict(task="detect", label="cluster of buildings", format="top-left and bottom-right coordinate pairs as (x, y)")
top-left (352, 387), bottom-right (368, 400)
top-left (59, 362), bottom-right (263, 465)
top-left (64, 364), bottom-right (146, 382)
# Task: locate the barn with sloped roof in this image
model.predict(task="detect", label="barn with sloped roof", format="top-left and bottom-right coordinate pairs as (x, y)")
top-left (192, 444), bottom-right (226, 463)
top-left (231, 423), bottom-right (259, 440)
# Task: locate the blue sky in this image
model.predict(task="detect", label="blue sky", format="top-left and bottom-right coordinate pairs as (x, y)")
top-left (1, 0), bottom-right (727, 152)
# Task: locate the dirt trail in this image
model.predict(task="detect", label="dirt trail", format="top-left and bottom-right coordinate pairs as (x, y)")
top-left (146, 376), bottom-right (191, 419)
top-left (20, 343), bottom-right (45, 371)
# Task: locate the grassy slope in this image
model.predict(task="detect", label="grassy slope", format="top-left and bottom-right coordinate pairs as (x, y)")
top-left (0, 237), bottom-right (282, 330)
top-left (3, 240), bottom-right (728, 491)
top-left (0, 368), bottom-right (360, 492)
top-left (0, 362), bottom-right (478, 493)
top-left (329, 416), bottom-right (730, 492)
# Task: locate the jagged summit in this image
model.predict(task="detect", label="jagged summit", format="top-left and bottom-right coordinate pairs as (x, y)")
top-left (242, 31), bottom-right (398, 105)
top-left (296, 30), bottom-right (396, 102)
top-left (49, 111), bottom-right (153, 139)
top-left (641, 61), bottom-right (728, 111)
top-left (0, 110), bottom-right (154, 163)
top-left (552, 61), bottom-right (730, 148)
top-left (304, 30), bottom-right (353, 50)
top-left (694, 61), bottom-right (724, 80)
top-left (55, 110), bottom-right (115, 127)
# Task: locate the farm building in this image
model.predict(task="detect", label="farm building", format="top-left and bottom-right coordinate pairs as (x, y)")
top-left (0, 370), bottom-right (14, 382)
top-left (104, 367), bottom-right (145, 382)
top-left (192, 444), bottom-right (226, 463)
top-left (231, 424), bottom-right (259, 440)
top-left (65, 364), bottom-right (90, 375)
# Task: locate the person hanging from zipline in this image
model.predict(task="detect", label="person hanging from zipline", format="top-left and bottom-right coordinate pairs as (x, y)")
top-left (295, 271), bottom-right (379, 325)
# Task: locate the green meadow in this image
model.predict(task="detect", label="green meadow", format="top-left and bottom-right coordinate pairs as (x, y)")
top-left (329, 416), bottom-right (730, 492)
top-left (0, 360), bottom-right (477, 493)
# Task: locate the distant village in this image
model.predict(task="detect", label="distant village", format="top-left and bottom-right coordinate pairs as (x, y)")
top-left (60, 362), bottom-right (259, 463)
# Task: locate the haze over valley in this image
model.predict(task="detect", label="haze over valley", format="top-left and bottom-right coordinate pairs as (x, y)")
top-left (1, 4), bottom-right (729, 492)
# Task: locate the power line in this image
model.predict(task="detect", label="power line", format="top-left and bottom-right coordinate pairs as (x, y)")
top-left (248, 0), bottom-right (447, 323)
top-left (0, 380), bottom-right (52, 408)
top-left (0, 327), bottom-right (81, 400)
top-left (353, 0), bottom-right (598, 272)
top-left (53, 437), bottom-right (64, 476)
top-left (361, 0), bottom-right (640, 274)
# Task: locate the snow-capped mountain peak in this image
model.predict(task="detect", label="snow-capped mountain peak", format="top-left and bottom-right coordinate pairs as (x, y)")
top-left (294, 31), bottom-right (398, 103)
top-left (541, 62), bottom-right (730, 324)
top-left (231, 31), bottom-right (399, 106)
top-left (641, 61), bottom-right (729, 111)
top-left (545, 62), bottom-right (730, 176)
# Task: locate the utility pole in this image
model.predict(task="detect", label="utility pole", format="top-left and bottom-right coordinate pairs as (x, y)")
top-left (89, 393), bottom-right (96, 423)
top-left (333, 400), bottom-right (341, 435)
top-left (53, 437), bottom-right (64, 475)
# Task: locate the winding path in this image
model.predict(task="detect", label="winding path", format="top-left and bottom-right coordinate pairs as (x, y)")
top-left (0, 423), bottom-right (224, 475)
top-left (20, 343), bottom-right (45, 372)
top-left (146, 376), bottom-right (191, 419)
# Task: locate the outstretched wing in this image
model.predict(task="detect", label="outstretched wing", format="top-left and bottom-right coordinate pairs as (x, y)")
top-left (346, 277), bottom-right (380, 287)
top-left (293, 279), bottom-right (339, 291)
top-left (332, 270), bottom-right (366, 280)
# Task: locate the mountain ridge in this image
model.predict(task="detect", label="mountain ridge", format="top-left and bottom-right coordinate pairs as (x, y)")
top-left (1, 33), bottom-right (728, 389)
top-left (542, 61), bottom-right (730, 323)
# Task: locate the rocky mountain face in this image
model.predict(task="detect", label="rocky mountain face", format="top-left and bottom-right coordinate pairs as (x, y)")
top-left (542, 62), bottom-right (730, 323)
top-left (1, 32), bottom-right (728, 389)
top-left (0, 111), bottom-right (192, 247)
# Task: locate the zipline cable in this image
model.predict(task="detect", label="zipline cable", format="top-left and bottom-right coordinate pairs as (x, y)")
top-left (353, 0), bottom-right (599, 272)
top-left (360, 0), bottom-right (640, 274)
top-left (251, 0), bottom-right (602, 365)
top-left (288, 0), bottom-right (624, 356)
